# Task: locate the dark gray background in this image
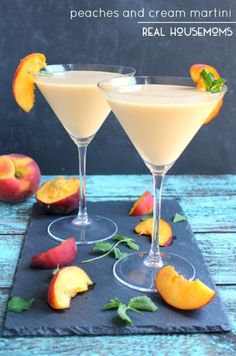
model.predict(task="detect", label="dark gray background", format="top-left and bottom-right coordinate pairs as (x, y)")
top-left (0, 0), bottom-right (235, 174)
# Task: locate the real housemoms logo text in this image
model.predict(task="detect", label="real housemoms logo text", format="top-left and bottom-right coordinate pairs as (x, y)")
top-left (70, 7), bottom-right (235, 37)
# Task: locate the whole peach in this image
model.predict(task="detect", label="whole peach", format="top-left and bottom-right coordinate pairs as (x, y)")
top-left (0, 154), bottom-right (41, 202)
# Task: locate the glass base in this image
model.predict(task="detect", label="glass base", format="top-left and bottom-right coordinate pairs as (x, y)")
top-left (48, 214), bottom-right (118, 245)
top-left (113, 251), bottom-right (195, 292)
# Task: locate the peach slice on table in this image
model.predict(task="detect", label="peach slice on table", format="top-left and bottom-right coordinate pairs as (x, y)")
top-left (48, 266), bottom-right (93, 310)
top-left (0, 154), bottom-right (41, 203)
top-left (129, 191), bottom-right (153, 216)
top-left (36, 177), bottom-right (80, 214)
top-left (13, 53), bottom-right (46, 112)
top-left (156, 266), bottom-right (216, 310)
top-left (134, 217), bottom-right (173, 247)
top-left (190, 63), bottom-right (224, 124)
top-left (31, 237), bottom-right (77, 269)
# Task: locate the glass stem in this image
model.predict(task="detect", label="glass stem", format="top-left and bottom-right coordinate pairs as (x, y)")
top-left (73, 144), bottom-right (89, 225)
top-left (144, 173), bottom-right (165, 268)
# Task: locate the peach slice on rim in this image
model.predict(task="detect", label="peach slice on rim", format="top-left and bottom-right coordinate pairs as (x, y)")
top-left (190, 64), bottom-right (224, 124)
top-left (13, 53), bottom-right (46, 112)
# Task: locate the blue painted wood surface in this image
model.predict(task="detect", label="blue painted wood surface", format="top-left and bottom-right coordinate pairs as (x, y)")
top-left (0, 175), bottom-right (235, 355)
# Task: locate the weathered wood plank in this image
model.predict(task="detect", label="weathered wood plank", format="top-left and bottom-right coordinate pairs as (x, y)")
top-left (180, 196), bottom-right (236, 232)
top-left (42, 174), bottom-right (236, 198)
top-left (0, 290), bottom-right (8, 332)
top-left (0, 196), bottom-right (236, 235)
top-left (0, 176), bottom-right (235, 353)
top-left (196, 233), bottom-right (236, 284)
top-left (0, 201), bottom-right (32, 235)
top-left (0, 235), bottom-right (21, 288)
top-left (0, 286), bottom-right (235, 355)
top-left (0, 233), bottom-right (235, 288)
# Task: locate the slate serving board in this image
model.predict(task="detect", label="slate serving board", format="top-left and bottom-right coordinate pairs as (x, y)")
top-left (3, 200), bottom-right (231, 336)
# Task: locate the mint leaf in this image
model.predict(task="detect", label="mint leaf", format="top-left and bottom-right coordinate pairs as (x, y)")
top-left (117, 303), bottom-right (132, 325)
top-left (173, 213), bottom-right (186, 223)
top-left (114, 235), bottom-right (130, 242)
top-left (125, 240), bottom-right (139, 251)
top-left (115, 235), bottom-right (139, 251)
top-left (7, 296), bottom-right (34, 313)
top-left (103, 298), bottom-right (122, 310)
top-left (210, 78), bottom-right (226, 93)
top-left (82, 235), bottom-right (140, 263)
top-left (200, 69), bottom-right (215, 90)
top-left (103, 295), bottom-right (158, 326)
top-left (93, 242), bottom-right (113, 252)
top-left (128, 296), bottom-right (158, 312)
top-left (113, 247), bottom-right (128, 260)
top-left (200, 69), bottom-right (226, 93)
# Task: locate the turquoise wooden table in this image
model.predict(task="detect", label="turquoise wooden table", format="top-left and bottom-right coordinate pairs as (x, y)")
top-left (0, 175), bottom-right (236, 355)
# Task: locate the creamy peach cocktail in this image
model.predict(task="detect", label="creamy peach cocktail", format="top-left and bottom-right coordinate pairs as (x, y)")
top-left (107, 84), bottom-right (221, 166)
top-left (35, 71), bottom-right (117, 138)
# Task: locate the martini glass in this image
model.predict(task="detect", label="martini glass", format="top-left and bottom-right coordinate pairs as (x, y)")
top-left (99, 76), bottom-right (227, 292)
top-left (35, 64), bottom-right (135, 244)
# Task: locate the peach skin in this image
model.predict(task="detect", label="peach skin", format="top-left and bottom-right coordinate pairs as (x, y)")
top-left (31, 237), bottom-right (77, 269)
top-left (0, 154), bottom-right (41, 203)
top-left (129, 191), bottom-right (153, 216)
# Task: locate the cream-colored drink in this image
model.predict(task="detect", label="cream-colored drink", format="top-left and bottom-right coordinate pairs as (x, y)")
top-left (108, 84), bottom-right (221, 166)
top-left (36, 71), bottom-right (116, 138)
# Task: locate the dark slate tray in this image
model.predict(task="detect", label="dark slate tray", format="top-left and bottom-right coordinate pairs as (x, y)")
top-left (3, 200), bottom-right (231, 336)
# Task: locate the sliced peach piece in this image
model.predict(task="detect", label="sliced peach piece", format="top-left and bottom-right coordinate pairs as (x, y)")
top-left (134, 217), bottom-right (173, 247)
top-left (13, 53), bottom-right (46, 112)
top-left (190, 64), bottom-right (224, 124)
top-left (48, 266), bottom-right (93, 310)
top-left (204, 98), bottom-right (224, 124)
top-left (156, 266), bottom-right (216, 310)
top-left (129, 191), bottom-right (153, 216)
top-left (190, 64), bottom-right (220, 86)
top-left (31, 237), bottom-right (77, 269)
top-left (36, 177), bottom-right (80, 214)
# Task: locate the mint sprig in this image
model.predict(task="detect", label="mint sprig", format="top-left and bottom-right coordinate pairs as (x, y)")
top-left (200, 69), bottom-right (226, 93)
top-left (7, 296), bottom-right (34, 313)
top-left (115, 235), bottom-right (140, 251)
top-left (173, 213), bottom-right (186, 223)
top-left (81, 235), bottom-right (139, 263)
top-left (103, 296), bottom-right (158, 325)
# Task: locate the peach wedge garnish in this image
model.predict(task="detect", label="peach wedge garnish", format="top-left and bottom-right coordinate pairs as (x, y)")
top-left (190, 64), bottom-right (220, 89)
top-left (13, 53), bottom-right (46, 112)
top-left (190, 63), bottom-right (223, 124)
top-left (156, 266), bottom-right (216, 310)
